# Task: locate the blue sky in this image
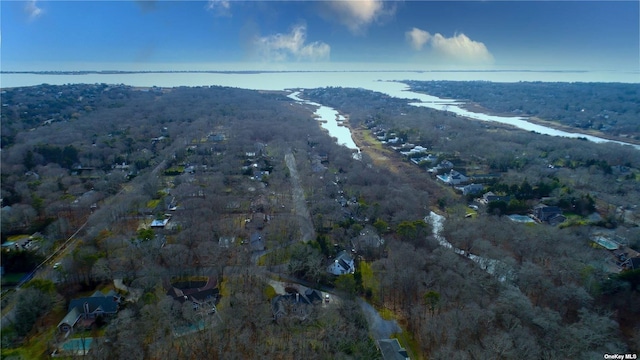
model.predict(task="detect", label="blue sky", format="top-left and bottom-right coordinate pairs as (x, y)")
top-left (2, 1), bottom-right (638, 72)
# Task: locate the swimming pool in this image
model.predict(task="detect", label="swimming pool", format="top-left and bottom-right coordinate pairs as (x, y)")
top-left (508, 215), bottom-right (535, 223)
top-left (593, 236), bottom-right (619, 250)
top-left (60, 337), bottom-right (93, 355)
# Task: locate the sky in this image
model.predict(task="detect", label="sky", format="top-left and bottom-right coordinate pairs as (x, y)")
top-left (1, 0), bottom-right (639, 73)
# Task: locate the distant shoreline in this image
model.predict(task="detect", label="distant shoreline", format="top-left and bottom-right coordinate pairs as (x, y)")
top-left (461, 102), bottom-right (640, 146)
top-left (0, 69), bottom-right (597, 76)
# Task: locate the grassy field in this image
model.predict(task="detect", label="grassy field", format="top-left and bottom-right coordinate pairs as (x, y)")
top-left (146, 198), bottom-right (161, 209)
top-left (258, 247), bottom-right (292, 266)
top-left (359, 261), bottom-right (379, 299)
top-left (1, 298), bottom-right (68, 360)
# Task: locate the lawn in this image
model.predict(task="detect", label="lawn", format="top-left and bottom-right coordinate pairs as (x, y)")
top-left (359, 261), bottom-right (379, 299)
top-left (1, 299), bottom-right (67, 359)
top-left (361, 130), bottom-right (385, 151)
top-left (258, 247), bottom-right (292, 266)
top-left (391, 331), bottom-right (420, 360)
top-left (7, 234), bottom-right (30, 242)
top-left (146, 199), bottom-right (161, 209)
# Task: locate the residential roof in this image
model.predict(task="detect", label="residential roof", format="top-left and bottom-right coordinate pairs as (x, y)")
top-left (68, 290), bottom-right (119, 314)
top-left (328, 250), bottom-right (355, 275)
top-left (304, 289), bottom-right (323, 303)
top-left (166, 276), bottom-right (219, 304)
top-left (58, 307), bottom-right (82, 330)
top-left (534, 204), bottom-right (562, 213)
top-left (151, 218), bottom-right (169, 227)
top-left (58, 290), bottom-right (120, 332)
top-left (377, 339), bottom-right (410, 360)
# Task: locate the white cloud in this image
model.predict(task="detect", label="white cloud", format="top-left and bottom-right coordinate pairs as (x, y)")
top-left (24, 0), bottom-right (43, 22)
top-left (206, 0), bottom-right (231, 17)
top-left (326, 0), bottom-right (394, 34)
top-left (254, 24), bottom-right (330, 62)
top-left (405, 28), bottom-right (494, 64)
top-left (406, 27), bottom-right (431, 51)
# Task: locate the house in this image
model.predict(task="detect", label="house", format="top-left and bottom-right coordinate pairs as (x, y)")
top-left (409, 152), bottom-right (437, 166)
top-left (271, 288), bottom-right (323, 321)
top-left (303, 288), bottom-right (323, 304)
top-left (457, 183), bottom-right (484, 195)
top-left (481, 192), bottom-right (511, 204)
top-left (438, 160), bottom-right (454, 169)
top-left (151, 218), bottom-right (169, 228)
top-left (351, 226), bottom-right (384, 255)
top-left (246, 212), bottom-right (268, 230)
top-left (166, 276), bottom-right (219, 308)
top-left (272, 292), bottom-right (311, 321)
top-left (328, 251), bottom-right (355, 275)
top-left (533, 204), bottom-right (565, 225)
top-left (218, 236), bottom-right (235, 248)
top-left (58, 290), bottom-right (121, 334)
top-left (436, 170), bottom-right (469, 185)
top-left (627, 257), bottom-right (640, 270)
top-left (428, 160), bottom-right (454, 174)
top-left (548, 214), bottom-right (567, 226)
top-left (377, 339), bottom-right (410, 360)
top-left (401, 145), bottom-right (427, 157)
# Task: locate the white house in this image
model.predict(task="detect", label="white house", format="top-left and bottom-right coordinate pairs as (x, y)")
top-left (327, 251), bottom-right (355, 275)
top-left (437, 170), bottom-right (469, 185)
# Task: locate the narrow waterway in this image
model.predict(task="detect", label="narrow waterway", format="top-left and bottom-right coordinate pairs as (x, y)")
top-left (378, 83), bottom-right (640, 150)
top-left (427, 212), bottom-right (514, 282)
top-left (287, 91), bottom-right (362, 159)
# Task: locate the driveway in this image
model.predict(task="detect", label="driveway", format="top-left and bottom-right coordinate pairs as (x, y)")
top-left (358, 299), bottom-right (401, 340)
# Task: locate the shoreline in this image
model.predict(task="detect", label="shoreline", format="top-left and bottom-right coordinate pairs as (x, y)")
top-left (461, 102), bottom-right (640, 146)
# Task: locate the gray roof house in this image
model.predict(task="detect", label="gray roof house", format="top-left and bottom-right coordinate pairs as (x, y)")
top-left (58, 290), bottom-right (121, 334)
top-left (377, 339), bottom-right (410, 360)
top-left (533, 204), bottom-right (566, 225)
top-left (458, 183), bottom-right (484, 195)
top-left (271, 290), bottom-right (322, 322)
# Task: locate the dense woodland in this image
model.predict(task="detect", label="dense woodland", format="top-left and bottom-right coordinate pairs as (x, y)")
top-left (1, 83), bottom-right (639, 359)
top-left (404, 81), bottom-right (640, 142)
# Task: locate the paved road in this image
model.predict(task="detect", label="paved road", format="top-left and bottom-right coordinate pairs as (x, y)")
top-left (284, 151), bottom-right (315, 243)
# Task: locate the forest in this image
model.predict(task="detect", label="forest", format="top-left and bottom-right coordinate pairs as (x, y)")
top-left (1, 83), bottom-right (639, 359)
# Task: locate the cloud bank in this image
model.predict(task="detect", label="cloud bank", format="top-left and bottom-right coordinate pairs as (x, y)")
top-left (24, 0), bottom-right (43, 21)
top-left (254, 24), bottom-right (330, 62)
top-left (406, 27), bottom-right (494, 64)
top-left (325, 0), bottom-right (394, 34)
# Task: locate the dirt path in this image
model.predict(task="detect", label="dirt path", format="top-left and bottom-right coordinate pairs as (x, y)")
top-left (284, 151), bottom-right (315, 242)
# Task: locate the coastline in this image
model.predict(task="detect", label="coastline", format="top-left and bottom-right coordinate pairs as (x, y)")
top-left (461, 102), bottom-right (640, 146)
